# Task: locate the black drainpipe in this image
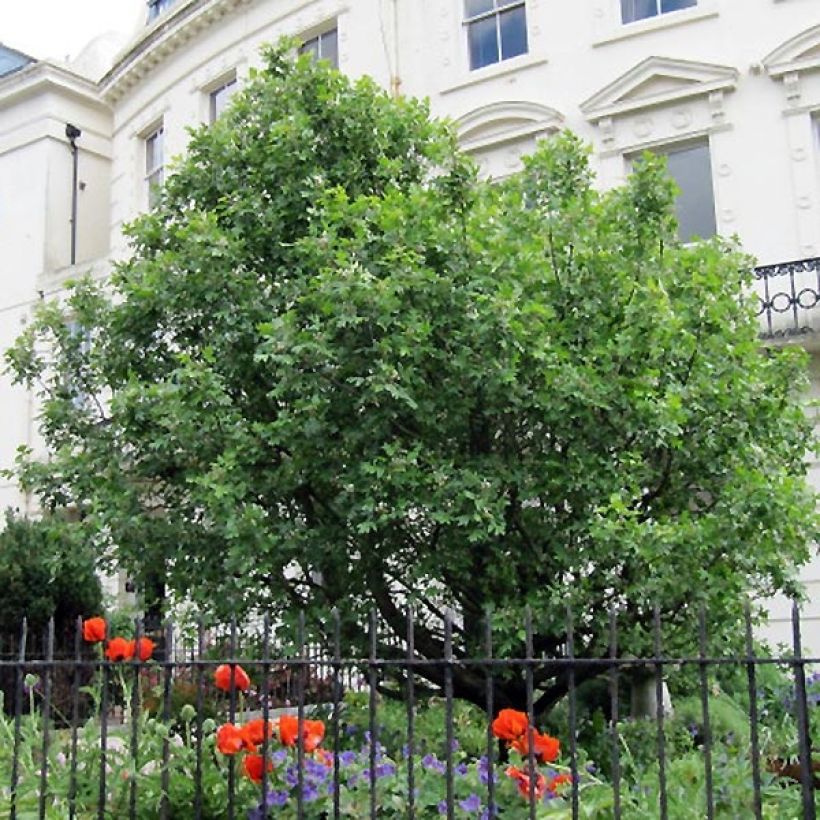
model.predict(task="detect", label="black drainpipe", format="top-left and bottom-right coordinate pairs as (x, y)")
top-left (65, 123), bottom-right (81, 265)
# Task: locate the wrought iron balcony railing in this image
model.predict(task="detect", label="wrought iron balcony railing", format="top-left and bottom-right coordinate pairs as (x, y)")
top-left (756, 256), bottom-right (820, 341)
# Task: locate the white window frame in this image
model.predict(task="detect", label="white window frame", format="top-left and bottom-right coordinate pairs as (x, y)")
top-left (463, 0), bottom-right (528, 72)
top-left (209, 76), bottom-right (238, 123)
top-left (299, 26), bottom-right (339, 68)
top-left (144, 124), bottom-right (164, 209)
top-left (620, 0), bottom-right (698, 25)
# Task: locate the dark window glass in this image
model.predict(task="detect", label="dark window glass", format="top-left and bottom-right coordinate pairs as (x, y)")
top-left (321, 28), bottom-right (339, 69)
top-left (630, 140), bottom-right (716, 241)
top-left (499, 6), bottom-right (528, 60)
top-left (465, 0), bottom-right (494, 16)
top-left (145, 126), bottom-right (164, 209)
top-left (300, 39), bottom-right (320, 60)
top-left (468, 15), bottom-right (500, 70)
top-left (662, 141), bottom-right (716, 242)
top-left (299, 28), bottom-right (339, 69)
top-left (621, 0), bottom-right (696, 23)
top-left (147, 0), bottom-right (176, 23)
top-left (210, 79), bottom-right (237, 123)
top-left (466, 0), bottom-right (527, 71)
top-left (662, 0), bottom-right (697, 11)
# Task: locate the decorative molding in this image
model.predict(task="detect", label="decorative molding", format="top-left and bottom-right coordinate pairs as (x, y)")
top-left (763, 23), bottom-right (820, 79)
top-left (101, 0), bottom-right (343, 103)
top-left (455, 101), bottom-right (564, 153)
top-left (580, 56), bottom-right (738, 123)
top-left (0, 61), bottom-right (106, 110)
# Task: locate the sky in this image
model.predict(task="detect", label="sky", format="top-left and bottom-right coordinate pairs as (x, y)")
top-left (1, 1), bottom-right (145, 63)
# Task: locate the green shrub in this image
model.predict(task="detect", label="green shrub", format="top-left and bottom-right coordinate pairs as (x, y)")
top-left (0, 510), bottom-right (102, 644)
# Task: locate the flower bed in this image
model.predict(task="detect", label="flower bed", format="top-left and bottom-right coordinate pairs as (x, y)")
top-left (0, 618), bottom-right (817, 818)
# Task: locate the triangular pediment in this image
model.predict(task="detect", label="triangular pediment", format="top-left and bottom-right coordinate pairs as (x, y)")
top-left (764, 24), bottom-right (820, 77)
top-left (456, 101), bottom-right (564, 151)
top-left (581, 56), bottom-right (738, 121)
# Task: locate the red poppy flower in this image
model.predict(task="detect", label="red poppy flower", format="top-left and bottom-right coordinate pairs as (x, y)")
top-left (511, 730), bottom-right (560, 764)
top-left (214, 664), bottom-right (251, 692)
top-left (105, 637), bottom-right (135, 662)
top-left (491, 709), bottom-right (529, 742)
top-left (134, 637), bottom-right (155, 662)
top-left (506, 765), bottom-right (547, 800)
top-left (216, 723), bottom-right (245, 756)
top-left (82, 617), bottom-right (106, 643)
top-left (243, 754), bottom-right (273, 783)
top-left (241, 719), bottom-right (275, 751)
top-left (278, 715), bottom-right (325, 752)
top-left (547, 772), bottom-right (573, 794)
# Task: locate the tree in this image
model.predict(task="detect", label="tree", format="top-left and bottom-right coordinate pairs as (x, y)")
top-left (5, 43), bottom-right (817, 713)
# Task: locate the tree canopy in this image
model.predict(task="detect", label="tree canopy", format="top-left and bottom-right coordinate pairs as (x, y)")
top-left (5, 44), bottom-right (817, 712)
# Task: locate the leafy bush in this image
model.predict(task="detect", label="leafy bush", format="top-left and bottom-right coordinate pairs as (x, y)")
top-left (0, 511), bottom-right (102, 720)
top-left (0, 511), bottom-right (102, 644)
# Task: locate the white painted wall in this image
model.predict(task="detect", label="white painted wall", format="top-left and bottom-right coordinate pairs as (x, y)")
top-left (0, 64), bottom-right (112, 513)
top-left (1, 0), bottom-right (820, 648)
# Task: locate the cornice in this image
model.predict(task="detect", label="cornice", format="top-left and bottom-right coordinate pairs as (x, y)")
top-left (580, 56), bottom-right (738, 123)
top-left (763, 23), bottom-right (820, 79)
top-left (456, 101), bottom-right (565, 152)
top-left (99, 0), bottom-right (253, 104)
top-left (0, 61), bottom-right (106, 111)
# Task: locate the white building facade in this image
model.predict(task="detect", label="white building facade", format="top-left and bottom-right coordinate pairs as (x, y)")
top-left (1, 0), bottom-right (819, 644)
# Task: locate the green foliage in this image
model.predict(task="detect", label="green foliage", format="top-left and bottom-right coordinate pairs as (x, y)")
top-left (338, 692), bottom-right (490, 760)
top-left (0, 511), bottom-right (101, 644)
top-left (4, 41), bottom-right (817, 713)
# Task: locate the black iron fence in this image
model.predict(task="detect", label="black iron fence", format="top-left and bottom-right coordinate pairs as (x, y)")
top-left (1, 604), bottom-right (818, 819)
top-left (756, 257), bottom-right (820, 340)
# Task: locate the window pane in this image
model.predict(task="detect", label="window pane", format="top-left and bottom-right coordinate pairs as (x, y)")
top-left (621, 0), bottom-right (659, 23)
top-left (148, 170), bottom-right (163, 208)
top-left (661, 0), bottom-right (696, 11)
top-left (319, 29), bottom-right (338, 68)
top-left (468, 16), bottom-right (499, 70)
top-left (299, 37), bottom-right (320, 59)
top-left (210, 79), bottom-right (237, 123)
top-left (465, 0), bottom-right (494, 18)
top-left (499, 6), bottom-right (527, 60)
top-left (664, 142), bottom-right (716, 241)
top-left (145, 128), bottom-right (163, 174)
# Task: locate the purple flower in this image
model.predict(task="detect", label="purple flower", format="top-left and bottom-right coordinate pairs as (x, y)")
top-left (249, 790), bottom-right (289, 819)
top-left (437, 799), bottom-right (448, 815)
top-left (304, 758), bottom-right (330, 780)
top-left (477, 756), bottom-right (496, 786)
top-left (459, 793), bottom-right (482, 812)
top-left (340, 751), bottom-right (357, 767)
top-left (455, 762), bottom-right (468, 777)
top-left (267, 791), bottom-right (289, 807)
top-left (375, 762), bottom-right (396, 778)
top-left (302, 782), bottom-right (320, 803)
top-left (422, 754), bottom-right (446, 774)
